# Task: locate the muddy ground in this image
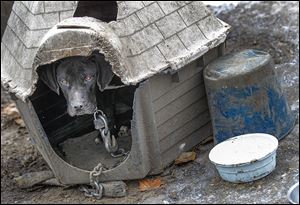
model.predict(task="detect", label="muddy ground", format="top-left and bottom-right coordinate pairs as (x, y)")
top-left (1, 1), bottom-right (299, 204)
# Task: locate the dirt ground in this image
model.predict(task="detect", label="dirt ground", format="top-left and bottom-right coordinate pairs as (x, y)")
top-left (1, 1), bottom-right (299, 204)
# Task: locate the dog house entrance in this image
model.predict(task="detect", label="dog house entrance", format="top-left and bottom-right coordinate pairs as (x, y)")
top-left (30, 62), bottom-right (136, 171)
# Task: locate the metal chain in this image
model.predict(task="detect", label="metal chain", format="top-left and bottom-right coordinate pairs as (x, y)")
top-left (90, 163), bottom-right (103, 183)
top-left (80, 182), bottom-right (104, 199)
top-left (111, 148), bottom-right (129, 158)
top-left (93, 109), bottom-right (128, 158)
top-left (80, 163), bottom-right (105, 199)
top-left (80, 109), bottom-right (130, 199)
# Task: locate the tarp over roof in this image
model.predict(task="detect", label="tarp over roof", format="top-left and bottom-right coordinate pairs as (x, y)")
top-left (1, 1), bottom-right (230, 101)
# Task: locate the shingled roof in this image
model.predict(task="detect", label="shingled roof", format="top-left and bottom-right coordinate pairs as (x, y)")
top-left (1, 1), bottom-right (231, 101)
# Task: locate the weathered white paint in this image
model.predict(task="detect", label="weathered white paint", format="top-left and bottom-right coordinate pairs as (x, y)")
top-left (209, 133), bottom-right (278, 166)
top-left (1, 1), bottom-right (231, 101)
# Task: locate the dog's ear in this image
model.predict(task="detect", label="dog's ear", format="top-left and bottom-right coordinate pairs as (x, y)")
top-left (90, 52), bottom-right (114, 91)
top-left (38, 62), bottom-right (60, 95)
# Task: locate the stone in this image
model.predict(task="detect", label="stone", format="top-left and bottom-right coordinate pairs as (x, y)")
top-left (141, 195), bottom-right (168, 204)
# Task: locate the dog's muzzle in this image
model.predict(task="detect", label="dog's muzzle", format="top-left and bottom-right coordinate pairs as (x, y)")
top-left (68, 103), bottom-right (97, 116)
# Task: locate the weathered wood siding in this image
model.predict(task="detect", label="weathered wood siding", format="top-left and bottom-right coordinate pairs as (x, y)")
top-left (149, 59), bottom-right (213, 167)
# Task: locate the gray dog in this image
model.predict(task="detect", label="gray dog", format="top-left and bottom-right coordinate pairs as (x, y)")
top-left (39, 52), bottom-right (135, 135)
top-left (40, 53), bottom-right (115, 116)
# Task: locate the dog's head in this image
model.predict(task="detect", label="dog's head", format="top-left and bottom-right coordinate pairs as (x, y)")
top-left (39, 52), bottom-right (114, 116)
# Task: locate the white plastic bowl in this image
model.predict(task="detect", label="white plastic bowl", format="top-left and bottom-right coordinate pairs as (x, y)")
top-left (287, 182), bottom-right (299, 204)
top-left (209, 133), bottom-right (278, 183)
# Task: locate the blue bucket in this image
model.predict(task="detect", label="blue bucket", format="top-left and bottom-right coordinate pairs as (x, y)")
top-left (204, 49), bottom-right (295, 144)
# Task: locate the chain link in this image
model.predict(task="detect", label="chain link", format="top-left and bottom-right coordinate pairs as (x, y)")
top-left (110, 148), bottom-right (129, 158)
top-left (93, 109), bottom-right (128, 158)
top-left (80, 107), bottom-right (131, 199)
top-left (90, 163), bottom-right (103, 181)
top-left (80, 181), bottom-right (103, 199)
top-left (80, 163), bottom-right (105, 199)
top-left (80, 108), bottom-right (131, 199)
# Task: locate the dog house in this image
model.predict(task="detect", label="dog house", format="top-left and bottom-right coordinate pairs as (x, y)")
top-left (1, 1), bottom-right (231, 185)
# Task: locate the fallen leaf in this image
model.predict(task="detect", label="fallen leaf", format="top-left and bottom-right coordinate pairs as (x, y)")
top-left (174, 151), bottom-right (196, 165)
top-left (138, 177), bottom-right (162, 192)
top-left (2, 103), bottom-right (20, 119)
top-left (15, 118), bottom-right (25, 127)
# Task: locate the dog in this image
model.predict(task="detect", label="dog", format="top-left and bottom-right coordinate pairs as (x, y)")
top-left (39, 51), bottom-right (135, 136)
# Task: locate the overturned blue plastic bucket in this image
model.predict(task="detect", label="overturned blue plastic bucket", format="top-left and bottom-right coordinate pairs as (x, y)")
top-left (204, 49), bottom-right (295, 144)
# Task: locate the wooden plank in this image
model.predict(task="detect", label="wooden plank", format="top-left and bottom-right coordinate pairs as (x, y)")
top-left (150, 60), bottom-right (203, 100)
top-left (160, 110), bottom-right (211, 151)
top-left (157, 97), bottom-right (209, 140)
top-left (154, 84), bottom-right (206, 126)
top-left (152, 71), bottom-right (203, 112)
top-left (161, 122), bottom-right (213, 167)
top-left (201, 46), bottom-right (219, 66)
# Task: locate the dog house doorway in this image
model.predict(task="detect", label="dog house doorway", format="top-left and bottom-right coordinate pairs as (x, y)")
top-left (31, 53), bottom-right (136, 172)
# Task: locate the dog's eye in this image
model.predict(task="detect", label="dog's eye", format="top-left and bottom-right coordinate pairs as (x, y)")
top-left (60, 79), bottom-right (69, 86)
top-left (84, 75), bottom-right (93, 81)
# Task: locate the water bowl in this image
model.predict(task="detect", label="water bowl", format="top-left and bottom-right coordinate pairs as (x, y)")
top-left (287, 182), bottom-right (299, 204)
top-left (209, 133), bottom-right (278, 183)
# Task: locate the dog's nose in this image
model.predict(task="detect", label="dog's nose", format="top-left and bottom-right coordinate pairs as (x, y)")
top-left (73, 104), bottom-right (83, 110)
